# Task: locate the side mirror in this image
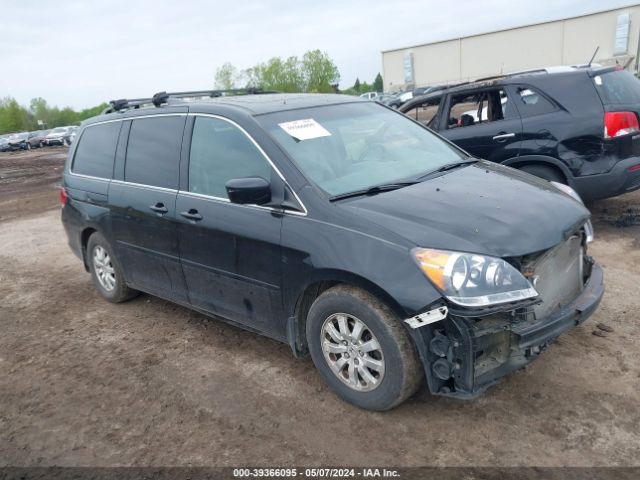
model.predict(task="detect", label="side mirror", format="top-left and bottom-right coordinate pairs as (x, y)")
top-left (225, 177), bottom-right (271, 205)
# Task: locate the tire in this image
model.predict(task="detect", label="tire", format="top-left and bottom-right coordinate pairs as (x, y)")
top-left (87, 232), bottom-right (138, 303)
top-left (306, 285), bottom-right (423, 411)
top-left (519, 164), bottom-right (565, 184)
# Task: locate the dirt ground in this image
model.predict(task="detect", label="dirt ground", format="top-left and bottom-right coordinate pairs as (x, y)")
top-left (0, 149), bottom-right (639, 467)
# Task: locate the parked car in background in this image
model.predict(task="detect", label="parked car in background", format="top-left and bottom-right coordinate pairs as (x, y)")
top-left (397, 90), bottom-right (414, 104)
top-left (359, 91), bottom-right (379, 100)
top-left (27, 130), bottom-right (51, 148)
top-left (7, 132), bottom-right (30, 150)
top-left (0, 135), bottom-right (11, 152)
top-left (44, 126), bottom-right (72, 146)
top-left (400, 65), bottom-right (640, 200)
top-left (62, 91), bottom-right (602, 410)
top-left (68, 126), bottom-right (79, 144)
top-left (376, 93), bottom-right (404, 108)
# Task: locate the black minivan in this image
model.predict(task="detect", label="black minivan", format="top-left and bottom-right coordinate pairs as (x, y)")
top-left (61, 91), bottom-right (603, 410)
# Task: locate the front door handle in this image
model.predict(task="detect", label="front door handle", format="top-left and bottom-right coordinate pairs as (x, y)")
top-left (180, 209), bottom-right (203, 222)
top-left (149, 203), bottom-right (168, 215)
top-left (492, 132), bottom-right (516, 141)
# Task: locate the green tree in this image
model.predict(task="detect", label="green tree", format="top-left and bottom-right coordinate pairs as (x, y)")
top-left (353, 78), bottom-right (361, 92)
top-left (373, 73), bottom-right (383, 92)
top-left (0, 97), bottom-right (32, 133)
top-left (214, 62), bottom-right (240, 90)
top-left (249, 56), bottom-right (304, 92)
top-left (0, 96), bottom-right (110, 134)
top-left (301, 50), bottom-right (340, 93)
top-left (236, 50), bottom-right (340, 93)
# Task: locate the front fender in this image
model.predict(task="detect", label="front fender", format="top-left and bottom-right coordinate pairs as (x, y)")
top-left (280, 215), bottom-right (443, 320)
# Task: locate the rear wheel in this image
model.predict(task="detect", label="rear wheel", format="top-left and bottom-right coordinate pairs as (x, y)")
top-left (519, 164), bottom-right (565, 184)
top-left (306, 285), bottom-right (422, 410)
top-left (87, 232), bottom-right (138, 303)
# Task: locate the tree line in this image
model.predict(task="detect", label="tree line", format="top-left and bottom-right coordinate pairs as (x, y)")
top-left (0, 97), bottom-right (108, 135)
top-left (215, 49), bottom-right (383, 96)
top-left (2, 51), bottom-right (383, 135)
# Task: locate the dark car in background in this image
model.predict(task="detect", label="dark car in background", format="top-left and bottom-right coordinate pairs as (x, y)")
top-left (27, 130), bottom-right (51, 148)
top-left (7, 132), bottom-right (30, 150)
top-left (61, 91), bottom-right (602, 410)
top-left (400, 65), bottom-right (640, 200)
top-left (0, 135), bottom-right (10, 152)
top-left (375, 93), bottom-right (401, 108)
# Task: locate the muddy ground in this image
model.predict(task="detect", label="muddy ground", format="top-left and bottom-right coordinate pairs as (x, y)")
top-left (0, 149), bottom-right (639, 467)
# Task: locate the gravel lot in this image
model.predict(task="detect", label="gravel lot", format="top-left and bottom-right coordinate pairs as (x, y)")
top-left (1, 149), bottom-right (639, 467)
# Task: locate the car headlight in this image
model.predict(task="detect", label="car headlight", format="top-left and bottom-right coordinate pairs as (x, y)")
top-left (412, 248), bottom-right (538, 307)
top-left (550, 181), bottom-right (594, 243)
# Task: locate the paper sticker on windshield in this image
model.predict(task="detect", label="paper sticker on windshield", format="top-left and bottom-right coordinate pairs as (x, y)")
top-left (278, 119), bottom-right (331, 141)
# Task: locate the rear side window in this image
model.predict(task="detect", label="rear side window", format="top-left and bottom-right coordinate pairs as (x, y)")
top-left (514, 87), bottom-right (556, 117)
top-left (125, 116), bottom-right (184, 189)
top-left (188, 116), bottom-right (272, 199)
top-left (594, 70), bottom-right (640, 104)
top-left (72, 122), bottom-right (121, 178)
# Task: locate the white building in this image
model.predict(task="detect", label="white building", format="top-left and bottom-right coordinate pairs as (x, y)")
top-left (381, 4), bottom-right (640, 92)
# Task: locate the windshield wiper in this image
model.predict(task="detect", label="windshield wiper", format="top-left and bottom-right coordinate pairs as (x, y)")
top-left (330, 181), bottom-right (419, 201)
top-left (413, 158), bottom-right (479, 181)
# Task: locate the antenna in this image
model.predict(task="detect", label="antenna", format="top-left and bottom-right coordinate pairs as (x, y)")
top-left (588, 46), bottom-right (599, 67)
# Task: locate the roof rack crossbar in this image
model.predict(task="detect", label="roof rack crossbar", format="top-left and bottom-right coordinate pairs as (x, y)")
top-left (151, 88), bottom-right (278, 106)
top-left (102, 88), bottom-right (277, 114)
top-left (102, 97), bottom-right (156, 114)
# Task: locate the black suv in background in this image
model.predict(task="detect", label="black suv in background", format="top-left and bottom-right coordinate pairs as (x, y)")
top-left (62, 91), bottom-right (602, 410)
top-left (400, 65), bottom-right (640, 201)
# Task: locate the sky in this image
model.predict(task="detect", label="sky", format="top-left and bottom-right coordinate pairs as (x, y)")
top-left (0, 0), bottom-right (635, 110)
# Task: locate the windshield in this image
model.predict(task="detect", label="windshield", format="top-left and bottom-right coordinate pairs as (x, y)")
top-left (51, 127), bottom-right (66, 133)
top-left (257, 102), bottom-right (465, 196)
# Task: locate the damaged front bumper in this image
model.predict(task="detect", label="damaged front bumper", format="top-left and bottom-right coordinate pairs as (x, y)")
top-left (407, 262), bottom-right (604, 399)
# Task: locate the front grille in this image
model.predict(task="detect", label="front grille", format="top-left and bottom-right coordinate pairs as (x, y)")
top-left (527, 236), bottom-right (584, 320)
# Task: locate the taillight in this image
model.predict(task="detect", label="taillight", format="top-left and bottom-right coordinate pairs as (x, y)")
top-left (59, 186), bottom-right (68, 206)
top-left (604, 111), bottom-right (640, 138)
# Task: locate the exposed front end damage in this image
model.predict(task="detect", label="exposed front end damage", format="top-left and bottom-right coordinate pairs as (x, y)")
top-left (406, 231), bottom-right (605, 399)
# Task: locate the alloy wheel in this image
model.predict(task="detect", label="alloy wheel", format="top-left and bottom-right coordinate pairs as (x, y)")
top-left (93, 245), bottom-right (116, 291)
top-left (320, 313), bottom-right (385, 392)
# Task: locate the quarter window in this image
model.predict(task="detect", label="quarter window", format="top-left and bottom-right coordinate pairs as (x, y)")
top-left (188, 116), bottom-right (272, 199)
top-left (515, 87), bottom-right (556, 117)
top-left (125, 116), bottom-right (185, 189)
top-left (72, 122), bottom-right (121, 178)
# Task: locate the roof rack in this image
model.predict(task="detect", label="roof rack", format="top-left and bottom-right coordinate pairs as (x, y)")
top-left (102, 88), bottom-right (278, 114)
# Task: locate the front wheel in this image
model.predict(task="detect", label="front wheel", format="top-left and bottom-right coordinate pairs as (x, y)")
top-left (87, 233), bottom-right (138, 303)
top-left (306, 285), bottom-right (422, 410)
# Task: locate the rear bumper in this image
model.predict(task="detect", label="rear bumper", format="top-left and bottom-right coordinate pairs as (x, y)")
top-left (573, 156), bottom-right (640, 200)
top-left (409, 264), bottom-right (604, 399)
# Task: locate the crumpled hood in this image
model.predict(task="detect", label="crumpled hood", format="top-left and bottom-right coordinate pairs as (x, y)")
top-left (341, 162), bottom-right (590, 258)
